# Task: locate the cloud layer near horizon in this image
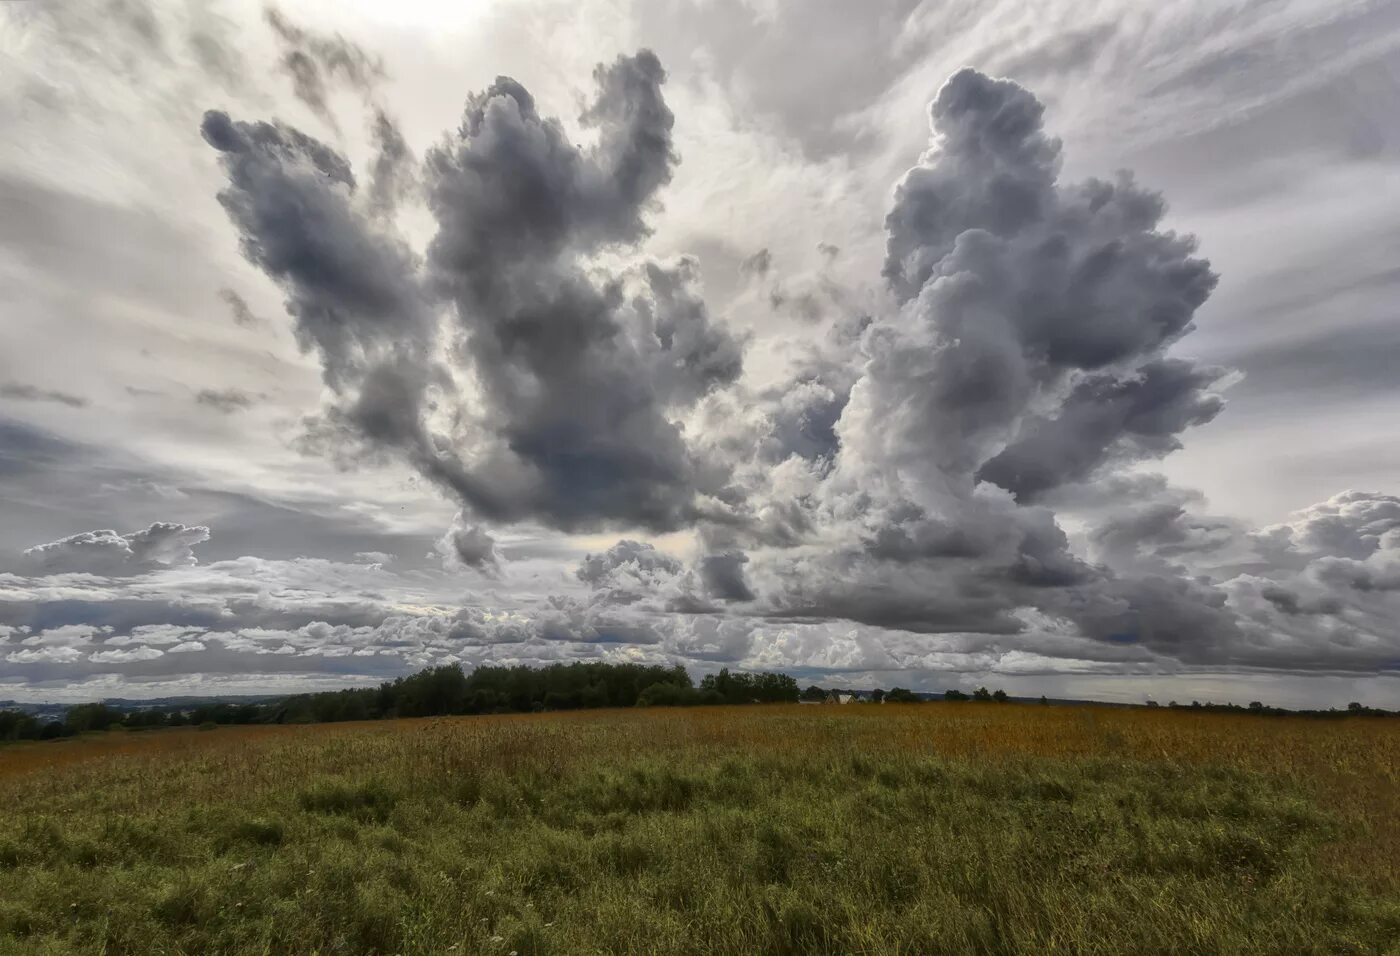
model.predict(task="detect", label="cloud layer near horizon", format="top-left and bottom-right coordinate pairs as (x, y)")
top-left (3, 1), bottom-right (1399, 706)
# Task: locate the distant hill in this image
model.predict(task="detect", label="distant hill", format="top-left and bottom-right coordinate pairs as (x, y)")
top-left (0, 695), bottom-right (286, 720)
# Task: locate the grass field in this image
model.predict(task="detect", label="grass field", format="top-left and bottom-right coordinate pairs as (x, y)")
top-left (1, 704), bottom-right (1398, 955)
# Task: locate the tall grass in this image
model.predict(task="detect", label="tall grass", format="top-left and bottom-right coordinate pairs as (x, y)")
top-left (1, 704), bottom-right (1397, 954)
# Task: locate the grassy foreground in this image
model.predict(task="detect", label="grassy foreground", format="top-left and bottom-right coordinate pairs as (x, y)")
top-left (1, 704), bottom-right (1398, 955)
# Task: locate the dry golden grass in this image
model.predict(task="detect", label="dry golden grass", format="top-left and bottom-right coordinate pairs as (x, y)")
top-left (5, 703), bottom-right (1396, 889)
top-left (2, 703), bottom-right (1397, 954)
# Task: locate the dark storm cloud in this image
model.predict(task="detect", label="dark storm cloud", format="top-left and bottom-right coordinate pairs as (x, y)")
top-left (1087, 499), bottom-right (1239, 567)
top-left (183, 46), bottom-right (1397, 683)
top-left (755, 496), bottom-right (1097, 638)
top-left (205, 51), bottom-right (741, 536)
top-left (1063, 573), bottom-right (1244, 663)
top-left (200, 107), bottom-right (443, 486)
top-left (0, 383), bottom-right (88, 409)
top-left (1259, 586), bottom-right (1342, 616)
top-left (21, 522), bottom-right (210, 577)
top-left (865, 68), bottom-right (1221, 495)
top-left (195, 388), bottom-right (256, 413)
top-left (698, 551), bottom-right (755, 602)
top-left (978, 359), bottom-right (1227, 501)
top-left (739, 67), bottom-right (1370, 672)
top-left (765, 565), bottom-right (1028, 636)
top-left (419, 51), bottom-right (741, 530)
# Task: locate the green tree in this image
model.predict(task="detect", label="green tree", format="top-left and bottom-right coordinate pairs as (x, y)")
top-left (66, 703), bottom-right (118, 733)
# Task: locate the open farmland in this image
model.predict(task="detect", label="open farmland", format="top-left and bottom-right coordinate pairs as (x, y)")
top-left (1, 704), bottom-right (1398, 955)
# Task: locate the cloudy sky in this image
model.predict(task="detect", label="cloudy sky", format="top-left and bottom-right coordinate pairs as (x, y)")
top-left (3, 0), bottom-right (1399, 707)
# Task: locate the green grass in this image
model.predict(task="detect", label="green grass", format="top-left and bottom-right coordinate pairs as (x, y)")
top-left (0, 708), bottom-right (1397, 954)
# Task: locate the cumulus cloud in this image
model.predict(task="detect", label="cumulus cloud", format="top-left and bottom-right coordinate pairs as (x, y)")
top-left (436, 513), bottom-right (499, 574)
top-left (978, 359), bottom-right (1227, 501)
top-left (711, 69), bottom-right (1222, 655)
top-left (200, 104), bottom-right (446, 493)
top-left (419, 53), bottom-right (741, 530)
top-left (21, 523), bottom-right (211, 576)
top-left (698, 551), bottom-right (755, 602)
top-left (205, 50), bottom-right (742, 536)
top-left (871, 69), bottom-right (1219, 490)
top-left (576, 539), bottom-right (684, 604)
top-left (131, 56), bottom-right (1394, 691)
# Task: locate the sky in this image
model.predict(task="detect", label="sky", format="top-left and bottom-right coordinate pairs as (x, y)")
top-left (2, 0), bottom-right (1399, 708)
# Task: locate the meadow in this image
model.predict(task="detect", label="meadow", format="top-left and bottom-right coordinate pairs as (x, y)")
top-left (1, 703), bottom-right (1397, 955)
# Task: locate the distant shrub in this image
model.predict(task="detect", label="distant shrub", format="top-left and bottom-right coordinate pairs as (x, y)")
top-left (197, 721), bottom-right (218, 732)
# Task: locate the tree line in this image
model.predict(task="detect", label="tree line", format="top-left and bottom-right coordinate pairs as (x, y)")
top-left (0, 663), bottom-right (802, 740)
top-left (2, 666), bottom-right (1392, 743)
